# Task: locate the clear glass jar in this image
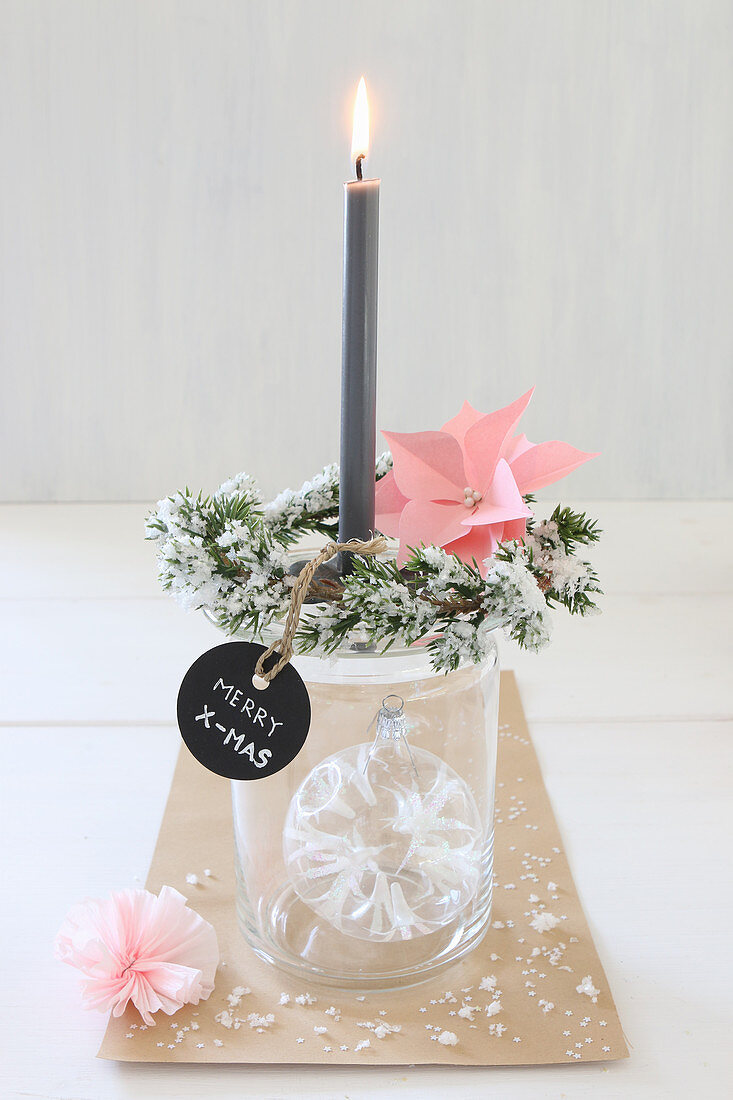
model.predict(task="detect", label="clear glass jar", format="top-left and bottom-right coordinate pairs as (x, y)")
top-left (229, 623), bottom-right (500, 991)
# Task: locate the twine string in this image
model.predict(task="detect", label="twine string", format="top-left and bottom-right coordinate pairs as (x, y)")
top-left (253, 536), bottom-right (387, 682)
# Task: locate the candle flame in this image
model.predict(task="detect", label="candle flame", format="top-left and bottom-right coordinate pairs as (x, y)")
top-left (351, 77), bottom-right (369, 162)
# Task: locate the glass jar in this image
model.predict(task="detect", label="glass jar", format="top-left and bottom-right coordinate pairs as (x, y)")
top-left (229, 618), bottom-right (500, 991)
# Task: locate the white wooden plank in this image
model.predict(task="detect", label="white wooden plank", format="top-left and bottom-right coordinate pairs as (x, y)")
top-left (1, 590), bottom-right (728, 725)
top-left (2, 720), bottom-right (730, 1098)
top-left (528, 500), bottom-right (733, 597)
top-left (0, 502), bottom-right (160, 599)
top-left (498, 591), bottom-right (733, 723)
top-left (0, 597), bottom-right (219, 725)
top-left (2, 501), bottom-right (731, 601)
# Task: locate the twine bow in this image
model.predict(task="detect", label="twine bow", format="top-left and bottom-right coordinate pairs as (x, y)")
top-left (254, 536), bottom-right (388, 682)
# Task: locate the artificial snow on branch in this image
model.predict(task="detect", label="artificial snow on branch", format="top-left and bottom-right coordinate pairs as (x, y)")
top-left (146, 459), bottom-right (601, 673)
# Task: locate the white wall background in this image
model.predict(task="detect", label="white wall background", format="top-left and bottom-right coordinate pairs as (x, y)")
top-left (1, 0), bottom-right (731, 502)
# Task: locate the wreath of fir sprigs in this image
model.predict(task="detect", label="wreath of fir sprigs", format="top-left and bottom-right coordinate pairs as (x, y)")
top-left (146, 455), bottom-right (601, 672)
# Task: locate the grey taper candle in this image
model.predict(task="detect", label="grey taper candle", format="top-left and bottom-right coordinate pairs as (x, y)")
top-left (338, 170), bottom-right (380, 569)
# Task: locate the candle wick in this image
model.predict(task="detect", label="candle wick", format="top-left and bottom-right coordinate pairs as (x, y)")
top-left (355, 155), bottom-right (364, 181)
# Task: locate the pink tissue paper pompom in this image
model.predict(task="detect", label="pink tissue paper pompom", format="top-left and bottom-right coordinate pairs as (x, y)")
top-left (54, 886), bottom-right (219, 1026)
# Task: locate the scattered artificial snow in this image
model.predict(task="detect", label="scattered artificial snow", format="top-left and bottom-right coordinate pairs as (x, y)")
top-left (530, 912), bottom-right (561, 933)
top-left (437, 1031), bottom-right (458, 1046)
top-left (247, 1013), bottom-right (275, 1030)
top-left (576, 975), bottom-right (600, 1003)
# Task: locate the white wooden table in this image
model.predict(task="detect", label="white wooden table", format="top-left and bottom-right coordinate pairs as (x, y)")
top-left (2, 501), bottom-right (731, 1099)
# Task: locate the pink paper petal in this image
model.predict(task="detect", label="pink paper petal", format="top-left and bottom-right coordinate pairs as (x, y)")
top-left (462, 387), bottom-right (535, 488)
top-left (510, 441), bottom-right (599, 493)
top-left (440, 400), bottom-right (484, 446)
top-left (397, 499), bottom-right (468, 562)
top-left (501, 517), bottom-right (529, 543)
top-left (502, 432), bottom-right (534, 464)
top-left (443, 524), bottom-right (503, 576)
top-left (383, 430), bottom-right (466, 502)
top-left (463, 459), bottom-right (532, 526)
top-left (374, 470), bottom-right (409, 537)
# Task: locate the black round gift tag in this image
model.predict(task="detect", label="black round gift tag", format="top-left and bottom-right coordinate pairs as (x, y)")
top-left (177, 641), bottom-right (311, 781)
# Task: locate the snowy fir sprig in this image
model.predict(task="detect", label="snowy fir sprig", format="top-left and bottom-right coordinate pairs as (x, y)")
top-left (262, 452), bottom-right (393, 544)
top-left (521, 506), bottom-right (602, 617)
top-left (146, 461), bottom-right (601, 672)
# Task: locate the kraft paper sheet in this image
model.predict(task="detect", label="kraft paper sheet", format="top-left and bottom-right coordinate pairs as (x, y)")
top-left (99, 672), bottom-right (627, 1066)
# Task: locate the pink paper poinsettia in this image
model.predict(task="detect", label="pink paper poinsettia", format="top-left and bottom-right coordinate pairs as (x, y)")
top-left (54, 886), bottom-right (219, 1026)
top-left (376, 388), bottom-right (597, 575)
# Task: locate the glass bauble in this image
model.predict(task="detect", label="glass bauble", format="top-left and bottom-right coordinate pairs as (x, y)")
top-left (283, 737), bottom-right (482, 942)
